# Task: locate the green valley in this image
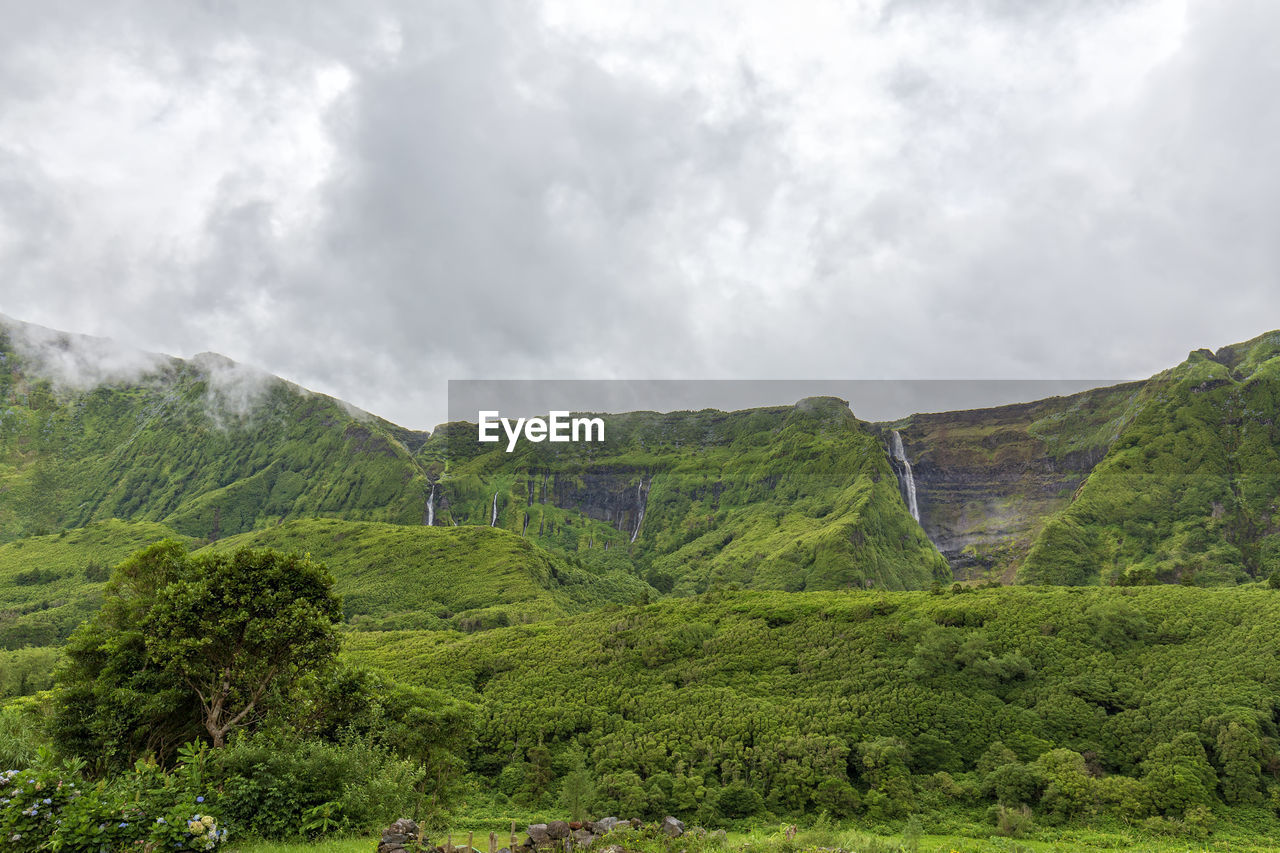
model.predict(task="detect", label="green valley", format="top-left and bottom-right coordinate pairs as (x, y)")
top-left (4, 316), bottom-right (1280, 851)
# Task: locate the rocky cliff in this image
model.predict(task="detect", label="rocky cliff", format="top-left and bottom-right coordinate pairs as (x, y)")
top-left (875, 382), bottom-right (1144, 579)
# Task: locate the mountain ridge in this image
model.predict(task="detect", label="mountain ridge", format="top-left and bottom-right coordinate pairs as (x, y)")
top-left (3, 312), bottom-right (1280, 606)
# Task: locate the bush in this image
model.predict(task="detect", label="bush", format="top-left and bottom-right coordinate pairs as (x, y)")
top-left (990, 803), bottom-right (1036, 838)
top-left (0, 703), bottom-right (47, 770)
top-left (812, 777), bottom-right (860, 817)
top-left (210, 733), bottom-right (423, 839)
top-left (0, 753), bottom-right (225, 852)
top-left (715, 781), bottom-right (764, 819)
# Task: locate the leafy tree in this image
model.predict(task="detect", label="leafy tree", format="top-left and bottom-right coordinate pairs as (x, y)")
top-left (560, 745), bottom-right (595, 821)
top-left (145, 547), bottom-right (342, 747)
top-left (984, 761), bottom-right (1043, 807)
top-left (51, 541), bottom-right (200, 771)
top-left (52, 541), bottom-right (342, 766)
top-left (812, 777), bottom-right (860, 817)
top-left (858, 737), bottom-right (913, 816)
top-left (715, 781), bottom-right (764, 818)
top-left (1212, 718), bottom-right (1262, 805)
top-left (1141, 733), bottom-right (1217, 816)
top-left (1033, 749), bottom-right (1097, 821)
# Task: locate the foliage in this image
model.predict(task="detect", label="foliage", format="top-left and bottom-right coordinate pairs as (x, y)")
top-left (1021, 333), bottom-right (1280, 586)
top-left (0, 520), bottom-right (195, 649)
top-left (0, 323), bottom-right (435, 544)
top-left (209, 732), bottom-right (423, 839)
top-left (428, 397), bottom-right (950, 594)
top-left (0, 749), bottom-right (225, 852)
top-left (344, 584), bottom-right (1280, 829)
top-left (203, 518), bottom-right (652, 629)
top-left (50, 541), bottom-right (342, 766)
top-left (144, 546), bottom-right (342, 747)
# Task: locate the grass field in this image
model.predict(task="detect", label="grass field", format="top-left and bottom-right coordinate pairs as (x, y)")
top-left (223, 824), bottom-right (1280, 853)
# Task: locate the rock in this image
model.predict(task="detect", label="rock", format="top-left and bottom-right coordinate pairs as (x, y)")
top-left (661, 817), bottom-right (685, 838)
top-left (688, 827), bottom-right (707, 838)
top-left (527, 825), bottom-right (552, 846)
top-left (591, 817), bottom-right (620, 834)
top-left (629, 818), bottom-right (643, 829)
top-left (569, 822), bottom-right (583, 831)
top-left (547, 821), bottom-right (571, 840)
top-left (377, 819), bottom-right (422, 853)
top-left (571, 829), bottom-right (594, 848)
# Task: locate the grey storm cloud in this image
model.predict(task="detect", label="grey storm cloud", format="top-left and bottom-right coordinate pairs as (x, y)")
top-left (1, 0), bottom-right (1278, 429)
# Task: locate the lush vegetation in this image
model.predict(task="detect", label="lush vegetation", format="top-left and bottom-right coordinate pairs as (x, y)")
top-left (0, 519), bottom-right (651, 654)
top-left (2, 541), bottom-right (474, 845)
top-left (0, 519), bottom-right (194, 648)
top-left (0, 322), bottom-right (434, 543)
top-left (429, 398), bottom-right (950, 594)
top-left (203, 519), bottom-right (653, 630)
top-left (1020, 332), bottom-right (1280, 586)
top-left (6, 318), bottom-right (1280, 850)
top-left (343, 584), bottom-right (1280, 838)
top-left (887, 382), bottom-right (1144, 579)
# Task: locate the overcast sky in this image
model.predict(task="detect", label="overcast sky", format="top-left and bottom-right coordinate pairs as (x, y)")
top-left (1, 0), bottom-right (1278, 429)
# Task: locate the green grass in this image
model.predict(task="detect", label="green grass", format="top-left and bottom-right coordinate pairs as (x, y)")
top-left (0, 514), bottom-right (654, 660)
top-left (1020, 334), bottom-right (1280, 586)
top-left (0, 320), bottom-right (436, 543)
top-left (226, 839), bottom-right (374, 853)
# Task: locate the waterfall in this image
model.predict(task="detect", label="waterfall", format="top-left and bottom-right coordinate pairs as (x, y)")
top-left (630, 478), bottom-right (650, 544)
top-left (890, 431), bottom-right (921, 522)
top-left (490, 492), bottom-right (499, 527)
top-left (426, 483), bottom-right (436, 526)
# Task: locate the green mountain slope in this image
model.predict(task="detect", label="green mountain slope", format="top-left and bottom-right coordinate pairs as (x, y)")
top-left (1019, 332), bottom-right (1280, 585)
top-left (7, 312), bottom-right (1280, 599)
top-left (0, 518), bottom-right (652, 646)
top-left (200, 518), bottom-right (651, 630)
top-left (0, 519), bottom-right (195, 647)
top-left (425, 397), bottom-right (950, 593)
top-left (0, 317), bottom-right (434, 542)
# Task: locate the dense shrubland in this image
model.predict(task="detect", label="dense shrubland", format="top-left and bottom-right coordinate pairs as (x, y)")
top-left (344, 584), bottom-right (1280, 835)
top-left (0, 542), bottom-right (474, 846)
top-left (5, 324), bottom-right (1280, 849)
top-left (5, 546), bottom-right (1280, 847)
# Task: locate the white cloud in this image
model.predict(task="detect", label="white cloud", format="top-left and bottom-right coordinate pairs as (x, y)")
top-left (1, 0), bottom-right (1277, 429)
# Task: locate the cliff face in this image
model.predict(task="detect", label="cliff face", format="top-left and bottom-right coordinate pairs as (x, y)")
top-left (425, 398), bottom-right (951, 593)
top-left (877, 383), bottom-right (1144, 579)
top-left (883, 330), bottom-right (1280, 587)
